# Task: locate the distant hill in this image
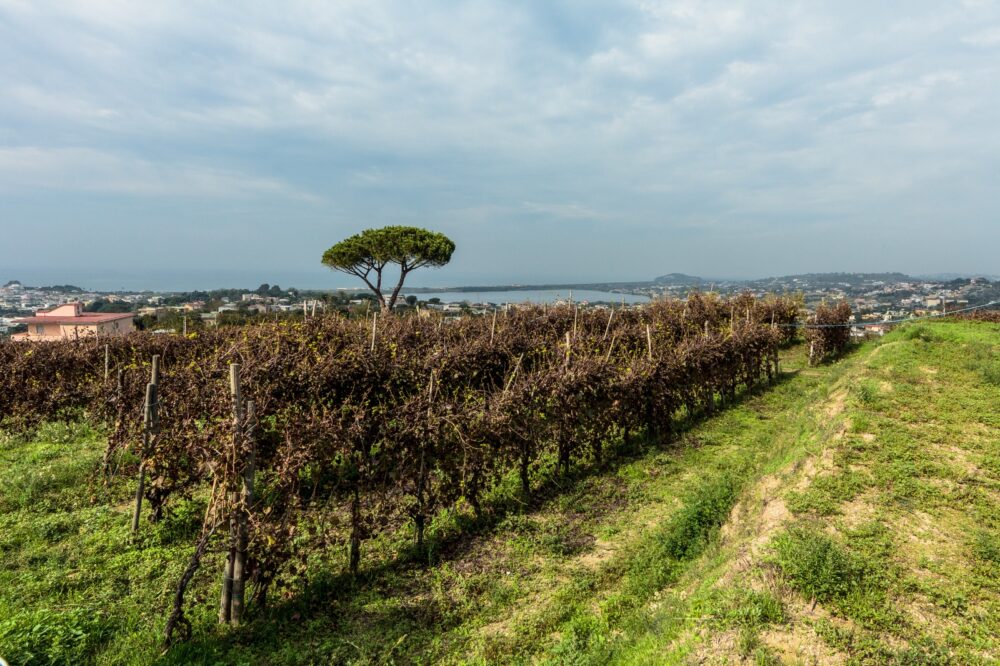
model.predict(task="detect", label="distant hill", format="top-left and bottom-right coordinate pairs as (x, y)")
top-left (652, 273), bottom-right (706, 285)
top-left (745, 272), bottom-right (913, 287)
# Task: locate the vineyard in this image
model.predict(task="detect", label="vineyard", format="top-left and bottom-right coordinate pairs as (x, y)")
top-left (0, 293), bottom-right (813, 645)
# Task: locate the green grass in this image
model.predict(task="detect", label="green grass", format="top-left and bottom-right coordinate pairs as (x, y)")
top-left (643, 320), bottom-right (1000, 663)
top-left (2, 321), bottom-right (998, 664)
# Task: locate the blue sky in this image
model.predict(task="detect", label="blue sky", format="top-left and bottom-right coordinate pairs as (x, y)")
top-left (1, 1), bottom-right (998, 290)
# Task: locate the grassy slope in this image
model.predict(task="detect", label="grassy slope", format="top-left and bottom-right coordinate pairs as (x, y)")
top-left (0, 321), bottom-right (996, 665)
top-left (637, 320), bottom-right (1000, 665)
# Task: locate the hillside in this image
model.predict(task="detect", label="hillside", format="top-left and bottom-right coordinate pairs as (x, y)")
top-left (1, 320), bottom-right (998, 664)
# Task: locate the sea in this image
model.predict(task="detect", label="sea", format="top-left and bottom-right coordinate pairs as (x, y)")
top-left (404, 289), bottom-right (649, 305)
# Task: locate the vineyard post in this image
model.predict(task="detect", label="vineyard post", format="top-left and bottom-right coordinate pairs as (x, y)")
top-left (646, 325), bottom-right (653, 360)
top-left (370, 312), bottom-right (378, 352)
top-left (490, 309), bottom-right (497, 346)
top-left (183, 315), bottom-right (188, 336)
top-left (602, 308), bottom-right (614, 341)
top-left (220, 362), bottom-right (244, 624)
top-left (605, 331), bottom-right (618, 361)
top-left (414, 372), bottom-right (435, 549)
top-left (231, 399), bottom-right (256, 626)
top-left (770, 313), bottom-right (779, 379)
top-left (565, 331), bottom-right (571, 365)
top-left (573, 305), bottom-right (578, 340)
top-left (131, 381), bottom-right (156, 533)
top-left (104, 344), bottom-right (109, 381)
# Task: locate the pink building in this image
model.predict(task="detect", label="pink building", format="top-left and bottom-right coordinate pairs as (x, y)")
top-left (12, 303), bottom-right (135, 342)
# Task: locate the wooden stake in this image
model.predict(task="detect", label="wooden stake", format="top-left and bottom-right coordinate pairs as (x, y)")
top-left (573, 306), bottom-right (578, 340)
top-left (231, 399), bottom-right (256, 626)
top-left (370, 312), bottom-right (378, 352)
top-left (602, 308), bottom-right (614, 341)
top-left (183, 315), bottom-right (188, 336)
top-left (646, 324), bottom-right (653, 360)
top-left (221, 363), bottom-right (243, 624)
top-left (104, 344), bottom-right (109, 381)
top-left (490, 310), bottom-right (497, 346)
top-left (503, 355), bottom-right (523, 394)
top-left (131, 382), bottom-right (156, 533)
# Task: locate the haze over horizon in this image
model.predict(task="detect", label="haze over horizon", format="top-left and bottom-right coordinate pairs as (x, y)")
top-left (2, 1), bottom-right (999, 289)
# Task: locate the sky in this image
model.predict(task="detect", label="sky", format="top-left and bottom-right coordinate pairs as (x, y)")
top-left (1, 1), bottom-right (999, 291)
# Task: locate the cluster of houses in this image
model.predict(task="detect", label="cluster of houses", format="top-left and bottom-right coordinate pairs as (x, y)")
top-left (4, 274), bottom-right (994, 343)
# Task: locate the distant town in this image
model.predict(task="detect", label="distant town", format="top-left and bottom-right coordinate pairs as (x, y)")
top-left (2, 272), bottom-right (998, 339)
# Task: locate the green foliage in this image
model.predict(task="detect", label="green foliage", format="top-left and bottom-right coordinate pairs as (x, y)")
top-left (658, 470), bottom-right (742, 562)
top-left (0, 422), bottom-right (102, 513)
top-left (711, 587), bottom-right (786, 658)
top-left (964, 342), bottom-right (1000, 387)
top-left (771, 525), bottom-right (867, 603)
top-left (0, 608), bottom-right (113, 666)
top-left (713, 584), bottom-right (786, 630)
top-left (83, 299), bottom-right (134, 313)
top-left (973, 531), bottom-right (1000, 566)
top-left (899, 324), bottom-right (941, 342)
top-left (786, 470), bottom-right (867, 516)
top-left (321, 226), bottom-right (455, 310)
top-left (854, 379), bottom-right (878, 406)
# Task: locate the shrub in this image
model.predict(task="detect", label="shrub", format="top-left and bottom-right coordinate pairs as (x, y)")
top-left (805, 302), bottom-right (853, 365)
top-left (771, 525), bottom-right (862, 603)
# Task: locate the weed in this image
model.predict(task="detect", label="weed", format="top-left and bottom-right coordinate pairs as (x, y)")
top-left (972, 531), bottom-right (1000, 566)
top-left (771, 525), bottom-right (867, 603)
top-left (854, 380), bottom-right (879, 406)
top-left (711, 587), bottom-right (785, 658)
top-left (0, 607), bottom-right (113, 666)
top-left (899, 325), bottom-right (940, 342)
top-left (786, 470), bottom-right (867, 516)
top-left (712, 588), bottom-right (786, 629)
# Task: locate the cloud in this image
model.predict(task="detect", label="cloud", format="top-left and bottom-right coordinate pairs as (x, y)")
top-left (0, 147), bottom-right (321, 201)
top-left (1, 0), bottom-right (999, 282)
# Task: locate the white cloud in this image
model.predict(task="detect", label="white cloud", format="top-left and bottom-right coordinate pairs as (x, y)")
top-left (0, 147), bottom-right (321, 201)
top-left (962, 26), bottom-right (1000, 45)
top-left (1, 1), bottom-right (1000, 278)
